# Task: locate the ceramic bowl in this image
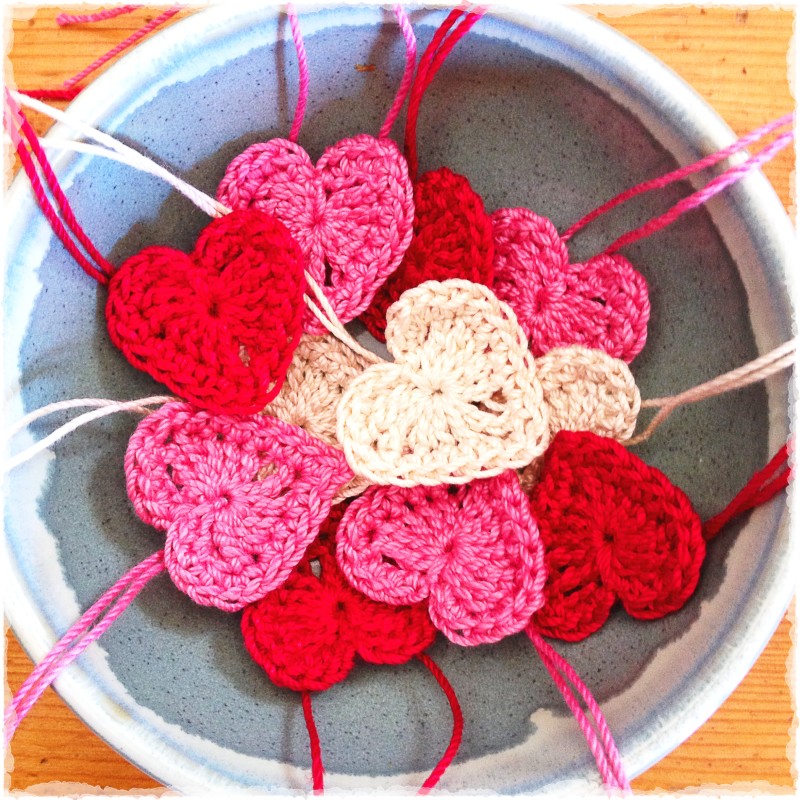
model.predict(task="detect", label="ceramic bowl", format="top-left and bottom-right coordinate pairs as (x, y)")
top-left (4, 3), bottom-right (795, 793)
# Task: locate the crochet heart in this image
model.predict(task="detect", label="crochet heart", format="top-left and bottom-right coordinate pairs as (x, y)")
top-left (527, 430), bottom-right (704, 642)
top-left (361, 167), bottom-right (494, 342)
top-left (106, 209), bottom-right (305, 415)
top-left (217, 135), bottom-right (414, 334)
top-left (337, 470), bottom-right (546, 646)
top-left (262, 332), bottom-right (372, 502)
top-left (491, 207), bottom-right (650, 363)
top-left (241, 506), bottom-right (436, 691)
top-left (337, 279), bottom-right (550, 486)
top-left (125, 401), bottom-right (353, 612)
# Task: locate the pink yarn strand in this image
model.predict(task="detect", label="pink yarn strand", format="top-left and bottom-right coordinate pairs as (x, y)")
top-left (604, 127), bottom-right (794, 255)
top-left (528, 630), bottom-right (630, 792)
top-left (57, 6), bottom-right (141, 26)
top-left (378, 4), bottom-right (418, 140)
top-left (563, 112), bottom-right (795, 241)
top-left (62, 6), bottom-right (181, 89)
top-left (286, 4), bottom-right (309, 143)
top-left (4, 551), bottom-right (165, 746)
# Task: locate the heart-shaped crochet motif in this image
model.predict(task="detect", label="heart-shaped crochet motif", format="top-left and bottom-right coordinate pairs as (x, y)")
top-left (106, 209), bottom-right (305, 415)
top-left (125, 401), bottom-right (353, 612)
top-left (491, 207), bottom-right (650, 363)
top-left (262, 332), bottom-right (372, 502)
top-left (241, 506), bottom-right (436, 691)
top-left (337, 471), bottom-right (546, 646)
top-left (527, 430), bottom-right (704, 642)
top-left (337, 279), bottom-right (550, 486)
top-left (217, 135), bottom-right (414, 334)
top-left (361, 167), bottom-right (494, 342)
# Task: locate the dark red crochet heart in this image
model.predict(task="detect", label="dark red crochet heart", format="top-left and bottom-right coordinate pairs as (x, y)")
top-left (361, 167), bottom-right (494, 342)
top-left (527, 430), bottom-right (705, 642)
top-left (106, 209), bottom-right (305, 415)
top-left (241, 506), bottom-right (437, 692)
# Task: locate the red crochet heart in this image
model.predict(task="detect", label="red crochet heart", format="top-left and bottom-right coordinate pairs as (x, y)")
top-left (106, 209), bottom-right (305, 415)
top-left (241, 506), bottom-right (436, 691)
top-left (217, 135), bottom-right (414, 335)
top-left (491, 208), bottom-right (650, 363)
top-left (361, 167), bottom-right (494, 342)
top-left (527, 430), bottom-right (704, 642)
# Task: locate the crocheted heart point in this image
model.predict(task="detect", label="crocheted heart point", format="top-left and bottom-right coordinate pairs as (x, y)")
top-left (125, 402), bottom-right (353, 612)
top-left (338, 279), bottom-right (551, 486)
top-left (361, 167), bottom-right (494, 341)
top-left (217, 135), bottom-right (414, 334)
top-left (106, 209), bottom-right (305, 415)
top-left (492, 207), bottom-right (650, 362)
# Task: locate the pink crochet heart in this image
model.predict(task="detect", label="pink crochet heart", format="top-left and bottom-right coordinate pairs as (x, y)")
top-left (336, 470), bottom-right (546, 646)
top-left (217, 135), bottom-right (414, 334)
top-left (491, 207), bottom-right (650, 363)
top-left (106, 209), bottom-right (305, 415)
top-left (125, 401), bottom-right (353, 612)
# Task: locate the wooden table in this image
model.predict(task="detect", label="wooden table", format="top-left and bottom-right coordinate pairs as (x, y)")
top-left (5, 5), bottom-right (795, 794)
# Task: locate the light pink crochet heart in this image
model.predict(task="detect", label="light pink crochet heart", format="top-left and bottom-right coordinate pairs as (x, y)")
top-left (217, 135), bottom-right (414, 334)
top-left (125, 401), bottom-right (353, 612)
top-left (336, 470), bottom-right (546, 646)
top-left (491, 207), bottom-right (650, 363)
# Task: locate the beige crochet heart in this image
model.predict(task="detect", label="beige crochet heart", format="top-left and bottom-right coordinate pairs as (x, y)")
top-left (337, 279), bottom-right (550, 486)
top-left (518, 345), bottom-right (640, 493)
top-left (263, 333), bottom-right (372, 501)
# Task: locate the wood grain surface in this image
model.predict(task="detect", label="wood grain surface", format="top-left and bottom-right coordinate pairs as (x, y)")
top-left (4, 4), bottom-right (796, 795)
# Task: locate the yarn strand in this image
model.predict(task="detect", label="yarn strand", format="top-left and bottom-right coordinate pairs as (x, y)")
top-left (286, 5), bottom-right (309, 143)
top-left (301, 691), bottom-right (325, 794)
top-left (3, 396), bottom-right (173, 473)
top-left (378, 5), bottom-right (418, 139)
top-left (528, 630), bottom-right (631, 792)
top-left (57, 6), bottom-right (141, 26)
top-left (603, 127), bottom-right (795, 256)
top-left (703, 443), bottom-right (791, 540)
top-left (4, 550), bottom-right (166, 747)
top-left (629, 339), bottom-right (796, 446)
top-left (562, 112), bottom-right (795, 242)
top-left (417, 652), bottom-right (464, 794)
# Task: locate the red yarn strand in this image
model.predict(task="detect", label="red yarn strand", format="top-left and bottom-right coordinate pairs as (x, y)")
top-left (404, 7), bottom-right (486, 181)
top-left (703, 443), bottom-right (791, 540)
top-left (301, 691), bottom-right (325, 794)
top-left (417, 652), bottom-right (464, 793)
top-left (5, 88), bottom-right (114, 283)
top-left (18, 87), bottom-right (82, 101)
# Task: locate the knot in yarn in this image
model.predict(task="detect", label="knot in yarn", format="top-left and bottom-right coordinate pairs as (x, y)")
top-left (241, 505), bottom-right (437, 692)
top-left (337, 279), bottom-right (550, 486)
top-left (337, 470), bottom-right (546, 646)
top-left (125, 401), bottom-right (353, 611)
top-left (527, 430), bottom-right (704, 642)
top-left (106, 209), bottom-right (305, 415)
top-left (216, 135), bottom-right (414, 334)
top-left (262, 332), bottom-right (372, 502)
top-left (491, 207), bottom-right (650, 363)
top-left (361, 167), bottom-right (494, 342)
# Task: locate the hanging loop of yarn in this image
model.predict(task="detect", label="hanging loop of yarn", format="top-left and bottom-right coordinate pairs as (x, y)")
top-left (4, 551), bottom-right (166, 746)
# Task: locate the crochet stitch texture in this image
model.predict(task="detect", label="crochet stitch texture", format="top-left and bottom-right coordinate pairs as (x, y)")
top-left (491, 207), bottom-right (650, 362)
top-left (241, 505), bottom-right (437, 691)
top-left (337, 279), bottom-right (550, 486)
top-left (361, 167), bottom-right (495, 341)
top-left (106, 209), bottom-right (305, 415)
top-left (217, 135), bottom-right (414, 334)
top-left (337, 470), bottom-right (546, 646)
top-left (124, 401), bottom-right (353, 611)
top-left (528, 430), bottom-right (705, 641)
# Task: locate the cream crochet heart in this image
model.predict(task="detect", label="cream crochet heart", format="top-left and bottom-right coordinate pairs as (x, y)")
top-left (337, 279), bottom-right (550, 486)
